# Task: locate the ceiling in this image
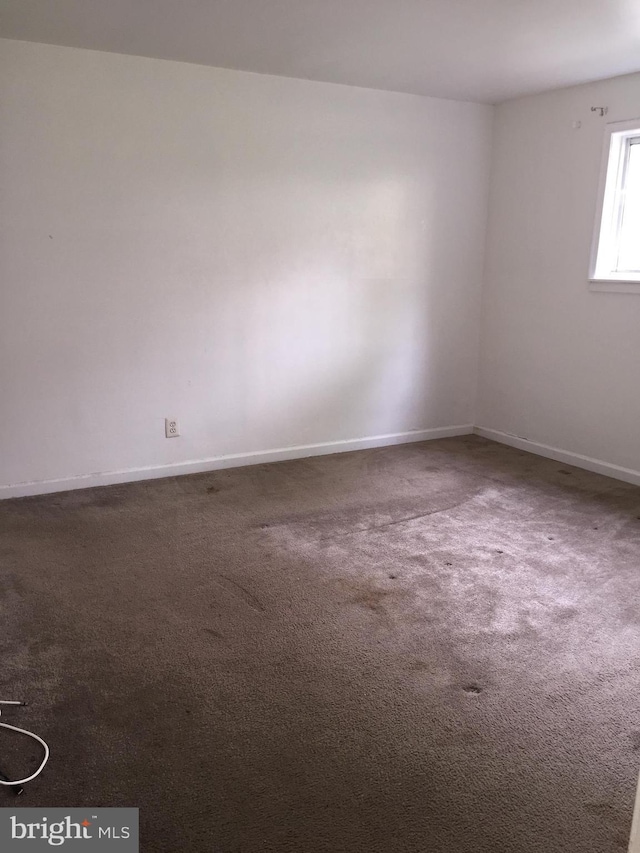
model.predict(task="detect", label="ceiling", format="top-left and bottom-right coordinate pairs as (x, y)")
top-left (2, 0), bottom-right (640, 103)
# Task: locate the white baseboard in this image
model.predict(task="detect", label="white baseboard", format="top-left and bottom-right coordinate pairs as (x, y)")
top-left (474, 426), bottom-right (640, 487)
top-left (0, 425), bottom-right (473, 500)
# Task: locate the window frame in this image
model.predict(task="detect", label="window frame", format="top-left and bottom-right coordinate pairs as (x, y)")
top-left (589, 118), bottom-right (640, 294)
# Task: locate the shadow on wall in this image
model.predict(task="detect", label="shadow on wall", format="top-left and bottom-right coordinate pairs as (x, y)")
top-left (167, 176), bottom-right (456, 455)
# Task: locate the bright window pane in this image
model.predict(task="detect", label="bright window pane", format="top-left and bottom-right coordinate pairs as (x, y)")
top-left (616, 141), bottom-right (640, 273)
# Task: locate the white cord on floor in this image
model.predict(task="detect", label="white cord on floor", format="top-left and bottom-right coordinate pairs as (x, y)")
top-left (0, 701), bottom-right (49, 786)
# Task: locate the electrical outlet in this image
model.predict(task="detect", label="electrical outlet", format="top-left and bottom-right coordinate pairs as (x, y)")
top-left (165, 418), bottom-right (180, 438)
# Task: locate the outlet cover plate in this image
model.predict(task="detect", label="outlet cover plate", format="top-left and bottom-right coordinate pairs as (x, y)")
top-left (165, 418), bottom-right (180, 438)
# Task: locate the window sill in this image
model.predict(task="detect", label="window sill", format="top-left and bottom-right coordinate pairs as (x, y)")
top-left (589, 279), bottom-right (640, 294)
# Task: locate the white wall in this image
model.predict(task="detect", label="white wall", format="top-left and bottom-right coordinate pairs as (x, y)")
top-left (0, 39), bottom-right (492, 496)
top-left (478, 72), bottom-right (640, 475)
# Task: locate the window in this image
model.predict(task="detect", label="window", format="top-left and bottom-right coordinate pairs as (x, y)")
top-left (590, 119), bottom-right (640, 290)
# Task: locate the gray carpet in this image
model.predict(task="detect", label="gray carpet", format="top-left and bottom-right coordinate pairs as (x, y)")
top-left (1, 435), bottom-right (639, 852)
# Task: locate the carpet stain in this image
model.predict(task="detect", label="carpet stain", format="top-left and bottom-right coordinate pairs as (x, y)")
top-left (203, 628), bottom-right (224, 640)
top-left (335, 578), bottom-right (395, 615)
top-left (585, 802), bottom-right (617, 818)
top-left (555, 606), bottom-right (578, 621)
top-left (215, 576), bottom-right (266, 613)
top-left (318, 502), bottom-right (470, 541)
top-left (408, 660), bottom-right (431, 672)
top-left (352, 587), bottom-right (389, 614)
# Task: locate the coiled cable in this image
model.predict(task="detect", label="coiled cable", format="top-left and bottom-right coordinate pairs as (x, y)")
top-left (0, 701), bottom-right (49, 787)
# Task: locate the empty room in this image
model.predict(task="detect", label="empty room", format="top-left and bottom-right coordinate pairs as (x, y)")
top-left (1, 1), bottom-right (639, 851)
